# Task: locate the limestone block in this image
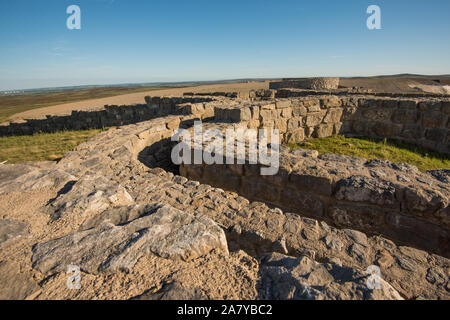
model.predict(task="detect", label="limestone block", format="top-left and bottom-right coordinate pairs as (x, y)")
top-left (425, 128), bottom-right (447, 143)
top-left (276, 100), bottom-right (291, 109)
top-left (281, 188), bottom-right (324, 218)
top-left (422, 111), bottom-right (446, 128)
top-left (281, 107), bottom-right (292, 118)
top-left (305, 112), bottom-right (325, 127)
top-left (292, 106), bottom-right (308, 117)
top-left (259, 253), bottom-right (403, 300)
top-left (286, 128), bottom-right (305, 144)
top-left (313, 124), bottom-right (334, 138)
top-left (370, 122), bottom-right (402, 138)
top-left (398, 100), bottom-right (417, 109)
top-left (391, 109), bottom-right (418, 124)
top-left (323, 109), bottom-right (343, 124)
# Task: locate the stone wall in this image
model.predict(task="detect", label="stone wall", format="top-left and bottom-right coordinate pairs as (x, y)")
top-left (275, 88), bottom-right (450, 99)
top-left (0, 96), bottom-right (215, 137)
top-left (270, 77), bottom-right (340, 90)
top-left (178, 129), bottom-right (450, 257)
top-left (214, 96), bottom-right (450, 154)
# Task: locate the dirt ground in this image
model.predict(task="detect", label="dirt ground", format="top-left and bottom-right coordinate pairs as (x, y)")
top-left (8, 81), bottom-right (270, 122)
top-left (0, 188), bottom-right (260, 300)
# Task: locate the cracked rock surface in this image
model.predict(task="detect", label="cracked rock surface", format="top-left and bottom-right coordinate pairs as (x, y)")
top-left (32, 204), bottom-right (229, 274)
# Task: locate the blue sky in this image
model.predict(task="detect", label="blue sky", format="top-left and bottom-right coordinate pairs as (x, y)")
top-left (0, 0), bottom-right (449, 90)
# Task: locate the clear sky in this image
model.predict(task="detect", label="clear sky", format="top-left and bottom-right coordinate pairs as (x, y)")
top-left (0, 0), bottom-right (449, 90)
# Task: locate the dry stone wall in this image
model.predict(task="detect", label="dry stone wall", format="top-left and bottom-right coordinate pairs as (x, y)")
top-left (270, 78), bottom-right (340, 90)
top-left (0, 97), bottom-right (215, 137)
top-left (214, 95), bottom-right (450, 154)
top-left (180, 137), bottom-right (449, 257)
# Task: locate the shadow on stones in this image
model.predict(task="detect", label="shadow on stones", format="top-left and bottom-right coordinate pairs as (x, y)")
top-left (47, 180), bottom-right (76, 206)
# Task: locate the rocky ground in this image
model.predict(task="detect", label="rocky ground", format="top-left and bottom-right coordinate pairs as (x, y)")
top-left (0, 111), bottom-right (448, 300)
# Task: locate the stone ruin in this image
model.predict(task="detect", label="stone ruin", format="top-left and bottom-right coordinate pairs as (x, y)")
top-left (270, 77), bottom-right (340, 90)
top-left (0, 84), bottom-right (449, 300)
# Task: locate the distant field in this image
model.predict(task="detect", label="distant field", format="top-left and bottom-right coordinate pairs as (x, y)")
top-left (0, 129), bottom-right (104, 163)
top-left (0, 86), bottom-right (175, 124)
top-left (287, 135), bottom-right (450, 172)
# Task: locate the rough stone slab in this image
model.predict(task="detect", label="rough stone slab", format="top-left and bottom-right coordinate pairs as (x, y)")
top-left (32, 204), bottom-right (229, 275)
top-left (0, 163), bottom-right (76, 195)
top-left (335, 175), bottom-right (397, 207)
top-left (259, 253), bottom-right (403, 300)
top-left (48, 174), bottom-right (134, 220)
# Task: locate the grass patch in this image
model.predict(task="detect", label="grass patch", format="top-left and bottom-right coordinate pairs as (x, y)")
top-left (0, 86), bottom-right (176, 124)
top-left (287, 135), bottom-right (450, 172)
top-left (0, 129), bottom-right (105, 164)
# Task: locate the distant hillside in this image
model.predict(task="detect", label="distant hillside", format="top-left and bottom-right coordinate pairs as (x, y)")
top-left (339, 75), bottom-right (450, 93)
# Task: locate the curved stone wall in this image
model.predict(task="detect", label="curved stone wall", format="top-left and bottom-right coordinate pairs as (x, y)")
top-left (1, 106), bottom-right (449, 299)
top-left (214, 95), bottom-right (450, 154)
top-left (269, 77), bottom-right (340, 90)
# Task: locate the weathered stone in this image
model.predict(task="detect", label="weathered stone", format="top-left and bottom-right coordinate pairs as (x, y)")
top-left (0, 163), bottom-right (76, 195)
top-left (425, 128), bottom-right (446, 142)
top-left (281, 188), bottom-right (324, 218)
top-left (425, 267), bottom-right (447, 285)
top-left (422, 111), bottom-right (445, 128)
top-left (428, 169), bottom-right (450, 184)
top-left (305, 113), bottom-right (325, 127)
top-left (290, 169), bottom-right (333, 196)
top-left (392, 109), bottom-right (418, 124)
top-left (32, 204), bottom-right (229, 274)
top-left (323, 109), bottom-right (343, 124)
top-left (290, 148), bottom-right (319, 158)
top-left (348, 243), bottom-right (367, 264)
top-left (286, 128), bottom-right (305, 144)
top-left (370, 122), bottom-right (402, 137)
top-left (48, 174), bottom-right (134, 220)
top-left (323, 234), bottom-right (344, 252)
top-left (292, 106), bottom-right (307, 117)
top-left (401, 124), bottom-right (424, 139)
top-left (336, 176), bottom-right (397, 207)
top-left (376, 251), bottom-right (395, 269)
top-left (259, 253), bottom-right (402, 300)
top-left (398, 100), bottom-right (417, 109)
top-left (313, 124), bottom-right (334, 138)
top-left (362, 109), bottom-right (392, 121)
top-left (343, 229), bottom-right (368, 247)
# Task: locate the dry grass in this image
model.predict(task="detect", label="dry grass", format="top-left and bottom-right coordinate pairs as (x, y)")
top-left (0, 129), bottom-right (104, 163)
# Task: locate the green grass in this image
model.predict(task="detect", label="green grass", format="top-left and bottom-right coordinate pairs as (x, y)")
top-left (0, 86), bottom-right (175, 124)
top-left (0, 129), bottom-right (105, 164)
top-left (287, 135), bottom-right (450, 172)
